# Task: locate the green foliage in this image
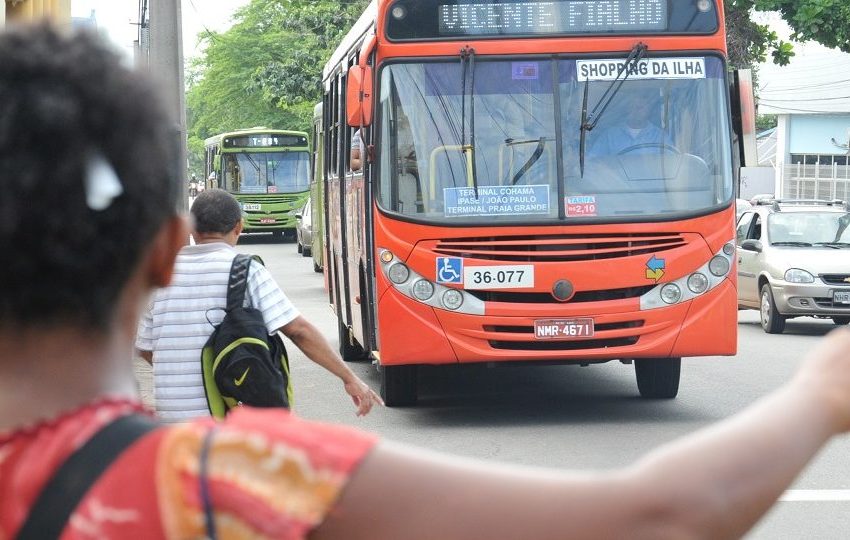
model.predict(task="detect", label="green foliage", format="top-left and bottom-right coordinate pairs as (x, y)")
top-left (725, 0), bottom-right (795, 68)
top-left (755, 114), bottom-right (778, 131)
top-left (186, 0), bottom-right (368, 170)
top-left (758, 0), bottom-right (850, 53)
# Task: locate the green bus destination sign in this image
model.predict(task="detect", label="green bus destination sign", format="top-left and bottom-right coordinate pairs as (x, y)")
top-left (224, 134), bottom-right (307, 148)
top-left (386, 0), bottom-right (719, 40)
top-left (439, 1), bottom-right (667, 35)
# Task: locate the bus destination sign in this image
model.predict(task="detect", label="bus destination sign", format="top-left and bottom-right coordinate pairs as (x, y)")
top-left (224, 134), bottom-right (307, 148)
top-left (386, 0), bottom-right (719, 40)
top-left (438, 1), bottom-right (667, 36)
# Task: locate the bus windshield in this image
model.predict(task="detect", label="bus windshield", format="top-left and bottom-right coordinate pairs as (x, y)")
top-left (223, 151), bottom-right (310, 194)
top-left (378, 56), bottom-right (733, 222)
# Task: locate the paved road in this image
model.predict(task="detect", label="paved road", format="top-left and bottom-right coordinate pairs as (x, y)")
top-left (135, 235), bottom-right (850, 539)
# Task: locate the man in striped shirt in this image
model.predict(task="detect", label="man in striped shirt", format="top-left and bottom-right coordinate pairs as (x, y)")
top-left (136, 189), bottom-right (381, 422)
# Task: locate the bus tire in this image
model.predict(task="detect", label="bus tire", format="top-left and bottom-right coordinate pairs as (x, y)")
top-left (832, 316), bottom-right (850, 325)
top-left (635, 357), bottom-right (680, 399)
top-left (338, 315), bottom-right (365, 362)
top-left (381, 365), bottom-right (418, 407)
top-left (313, 261), bottom-right (322, 273)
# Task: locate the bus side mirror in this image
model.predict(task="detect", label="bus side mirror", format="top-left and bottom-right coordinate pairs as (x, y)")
top-left (346, 65), bottom-right (373, 127)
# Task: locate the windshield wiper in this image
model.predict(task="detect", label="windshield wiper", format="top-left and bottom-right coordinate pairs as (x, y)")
top-left (814, 242), bottom-right (850, 248)
top-left (772, 241), bottom-right (813, 247)
top-left (241, 151), bottom-right (261, 174)
top-left (578, 42), bottom-right (648, 177)
top-left (505, 137), bottom-right (551, 185)
top-left (460, 46), bottom-right (479, 198)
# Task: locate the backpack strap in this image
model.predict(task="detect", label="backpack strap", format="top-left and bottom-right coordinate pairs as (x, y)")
top-left (16, 414), bottom-right (159, 540)
top-left (226, 254), bottom-right (253, 312)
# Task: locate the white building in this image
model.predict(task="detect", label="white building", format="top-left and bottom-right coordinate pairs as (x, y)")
top-left (757, 13), bottom-right (850, 201)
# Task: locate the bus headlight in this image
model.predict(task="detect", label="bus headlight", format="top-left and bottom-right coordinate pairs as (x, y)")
top-left (660, 283), bottom-right (682, 304)
top-left (388, 263), bottom-right (410, 284)
top-left (709, 255), bottom-right (730, 277)
top-left (687, 273), bottom-right (709, 294)
top-left (442, 289), bottom-right (464, 310)
top-left (411, 279), bottom-right (435, 301)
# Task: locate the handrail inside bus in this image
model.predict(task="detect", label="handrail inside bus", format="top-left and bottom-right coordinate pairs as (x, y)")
top-left (429, 145), bottom-right (474, 211)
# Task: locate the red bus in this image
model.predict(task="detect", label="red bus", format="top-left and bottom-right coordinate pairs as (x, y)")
top-left (320, 0), bottom-right (753, 405)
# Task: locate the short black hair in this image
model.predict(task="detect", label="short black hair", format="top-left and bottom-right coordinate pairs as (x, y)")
top-left (191, 189), bottom-right (243, 234)
top-left (0, 25), bottom-right (180, 330)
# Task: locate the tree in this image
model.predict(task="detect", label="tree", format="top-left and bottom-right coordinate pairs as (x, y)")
top-left (186, 0), bottom-right (368, 172)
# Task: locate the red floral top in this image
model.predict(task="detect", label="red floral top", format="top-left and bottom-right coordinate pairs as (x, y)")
top-left (0, 399), bottom-right (376, 539)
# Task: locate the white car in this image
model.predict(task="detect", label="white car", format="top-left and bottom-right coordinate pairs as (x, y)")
top-left (295, 197), bottom-right (312, 257)
top-left (736, 199), bottom-right (850, 333)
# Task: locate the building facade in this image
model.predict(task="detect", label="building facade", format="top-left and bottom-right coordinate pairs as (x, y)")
top-left (758, 14), bottom-right (850, 201)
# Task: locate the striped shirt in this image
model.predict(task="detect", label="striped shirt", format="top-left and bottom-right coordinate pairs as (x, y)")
top-left (136, 242), bottom-right (299, 423)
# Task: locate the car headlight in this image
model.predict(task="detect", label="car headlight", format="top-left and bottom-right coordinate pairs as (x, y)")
top-left (785, 268), bottom-right (814, 283)
top-left (387, 263), bottom-right (410, 284)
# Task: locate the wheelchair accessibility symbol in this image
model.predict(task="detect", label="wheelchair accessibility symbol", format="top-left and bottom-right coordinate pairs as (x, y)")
top-left (436, 257), bottom-right (463, 284)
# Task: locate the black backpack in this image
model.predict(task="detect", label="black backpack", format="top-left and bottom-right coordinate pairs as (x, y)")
top-left (201, 254), bottom-right (292, 418)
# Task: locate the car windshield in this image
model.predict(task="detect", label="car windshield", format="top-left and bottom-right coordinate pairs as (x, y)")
top-left (768, 211), bottom-right (850, 245)
top-left (377, 56), bottom-right (733, 223)
top-left (223, 151), bottom-right (310, 194)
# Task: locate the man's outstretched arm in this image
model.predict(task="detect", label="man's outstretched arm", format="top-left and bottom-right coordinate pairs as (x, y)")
top-left (280, 316), bottom-right (382, 416)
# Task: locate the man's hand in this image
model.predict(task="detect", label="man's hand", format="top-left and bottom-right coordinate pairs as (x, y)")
top-left (344, 376), bottom-right (384, 416)
top-left (792, 327), bottom-right (850, 433)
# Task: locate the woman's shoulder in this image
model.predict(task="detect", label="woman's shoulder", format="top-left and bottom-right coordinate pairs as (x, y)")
top-left (156, 408), bottom-right (378, 538)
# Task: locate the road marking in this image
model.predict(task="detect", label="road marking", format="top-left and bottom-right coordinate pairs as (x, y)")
top-left (781, 490), bottom-right (850, 502)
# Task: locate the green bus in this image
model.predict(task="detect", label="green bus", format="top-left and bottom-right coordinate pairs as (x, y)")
top-left (204, 128), bottom-right (310, 237)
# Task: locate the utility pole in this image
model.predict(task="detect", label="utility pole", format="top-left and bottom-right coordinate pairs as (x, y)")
top-left (147, 0), bottom-right (188, 202)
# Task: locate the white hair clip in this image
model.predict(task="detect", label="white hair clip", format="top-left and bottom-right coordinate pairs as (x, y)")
top-left (84, 153), bottom-right (124, 211)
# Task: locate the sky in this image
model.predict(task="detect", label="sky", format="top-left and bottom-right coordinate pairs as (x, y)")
top-left (71, 0), bottom-right (249, 61)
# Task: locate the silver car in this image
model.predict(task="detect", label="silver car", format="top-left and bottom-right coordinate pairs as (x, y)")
top-left (736, 199), bottom-right (850, 333)
top-left (295, 197), bottom-right (312, 257)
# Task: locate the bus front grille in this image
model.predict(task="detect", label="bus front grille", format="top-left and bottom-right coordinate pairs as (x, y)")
top-left (434, 233), bottom-right (686, 262)
top-left (467, 286), bottom-right (655, 304)
top-left (489, 336), bottom-right (639, 351)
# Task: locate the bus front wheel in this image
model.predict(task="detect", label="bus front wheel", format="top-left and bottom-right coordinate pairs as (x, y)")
top-left (635, 357), bottom-right (680, 399)
top-left (381, 365), bottom-right (418, 407)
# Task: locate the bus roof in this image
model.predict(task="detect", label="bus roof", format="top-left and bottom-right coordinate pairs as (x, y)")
top-left (322, 0), bottom-right (377, 82)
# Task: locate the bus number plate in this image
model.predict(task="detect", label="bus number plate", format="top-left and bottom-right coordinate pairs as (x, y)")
top-left (242, 203), bottom-right (261, 211)
top-left (534, 318), bottom-right (594, 340)
top-left (259, 218), bottom-right (277, 224)
top-left (833, 291), bottom-right (850, 304)
top-left (463, 265), bottom-right (534, 289)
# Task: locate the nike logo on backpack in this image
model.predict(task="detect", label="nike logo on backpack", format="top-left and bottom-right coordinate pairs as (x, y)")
top-left (234, 367), bottom-right (250, 386)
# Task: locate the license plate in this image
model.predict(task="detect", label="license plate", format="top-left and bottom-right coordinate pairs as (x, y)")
top-left (259, 218), bottom-right (277, 224)
top-left (534, 318), bottom-right (594, 340)
top-left (834, 291), bottom-right (850, 304)
top-left (242, 203), bottom-right (261, 211)
top-left (463, 265), bottom-right (534, 289)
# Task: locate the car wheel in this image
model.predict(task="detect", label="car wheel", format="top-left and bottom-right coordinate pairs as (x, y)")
top-left (760, 284), bottom-right (786, 334)
top-left (381, 365), bottom-right (418, 406)
top-left (313, 261), bottom-right (323, 273)
top-left (832, 316), bottom-right (850, 325)
top-left (302, 245), bottom-right (311, 257)
top-left (296, 240), bottom-right (303, 254)
top-left (635, 358), bottom-right (680, 399)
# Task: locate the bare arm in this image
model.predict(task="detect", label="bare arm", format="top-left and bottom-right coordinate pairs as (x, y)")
top-left (280, 316), bottom-right (382, 416)
top-left (314, 329), bottom-right (850, 540)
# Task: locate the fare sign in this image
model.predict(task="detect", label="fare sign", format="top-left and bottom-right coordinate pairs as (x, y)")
top-left (534, 318), bottom-right (595, 340)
